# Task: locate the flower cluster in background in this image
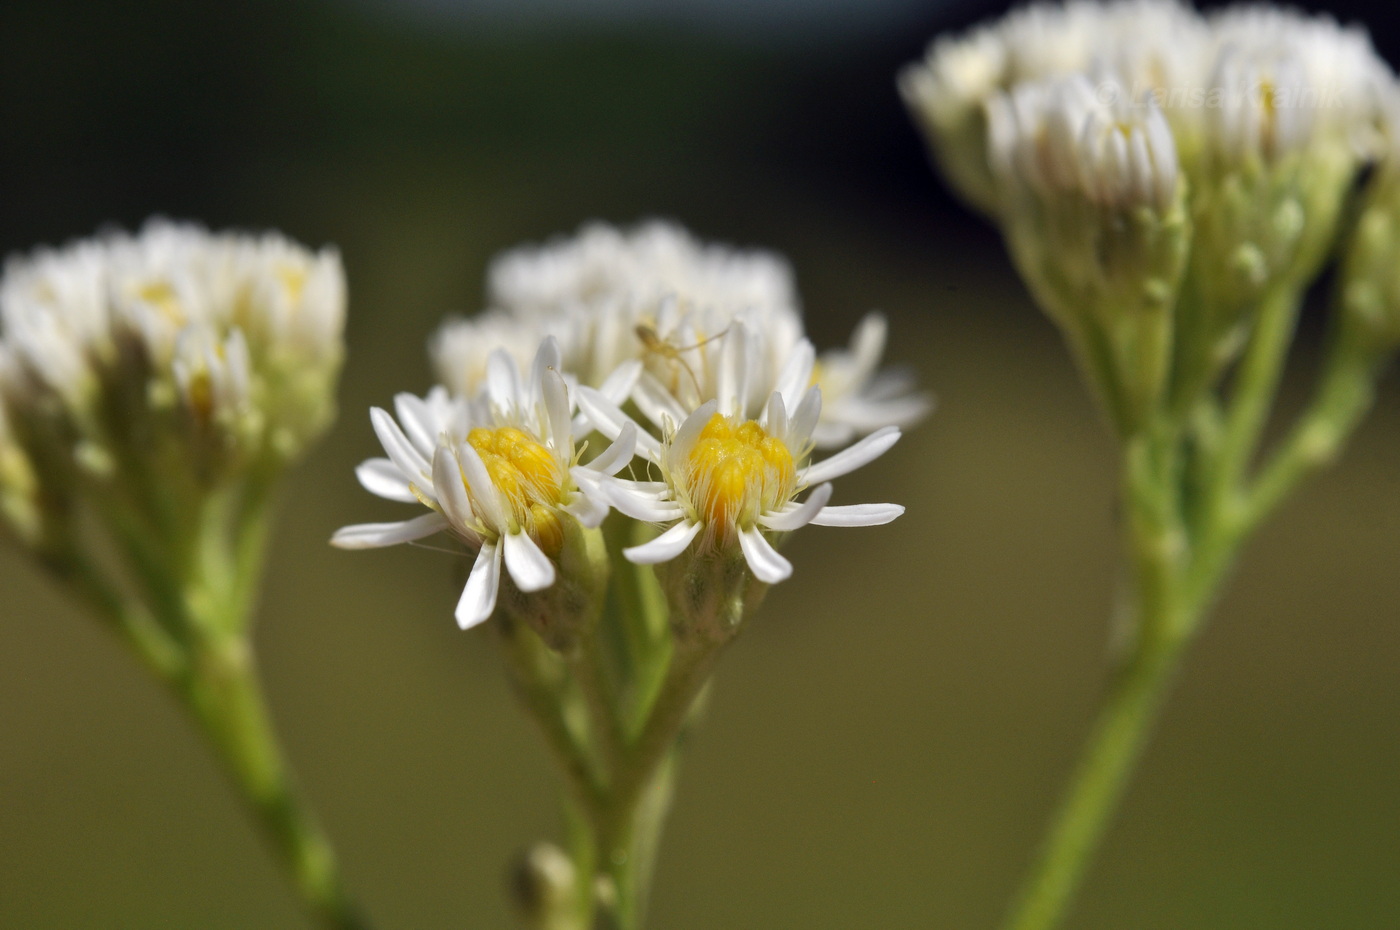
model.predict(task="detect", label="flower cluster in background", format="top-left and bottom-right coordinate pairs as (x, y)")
top-left (902, 0), bottom-right (1400, 435)
top-left (337, 221), bottom-right (927, 630)
top-left (0, 220), bottom-right (345, 552)
top-left (902, 7), bottom-right (1400, 930)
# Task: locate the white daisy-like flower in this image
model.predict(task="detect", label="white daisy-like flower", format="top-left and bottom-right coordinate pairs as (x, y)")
top-left (332, 338), bottom-right (638, 629)
top-left (575, 327), bottom-right (905, 584)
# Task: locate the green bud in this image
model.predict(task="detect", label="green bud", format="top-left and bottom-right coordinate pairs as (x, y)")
top-left (507, 842), bottom-right (578, 930)
top-left (1339, 157), bottom-right (1400, 351)
top-left (985, 75), bottom-right (1191, 431)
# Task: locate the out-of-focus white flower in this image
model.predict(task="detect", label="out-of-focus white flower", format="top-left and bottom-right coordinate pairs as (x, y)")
top-left (575, 327), bottom-right (904, 585)
top-left (1203, 7), bottom-right (1391, 166)
top-left (433, 222), bottom-right (926, 450)
top-left (332, 338), bottom-right (637, 630)
top-left (0, 219), bottom-right (346, 468)
top-left (432, 221), bottom-right (804, 397)
top-left (900, 0), bottom-right (1206, 211)
top-left (988, 73), bottom-right (1180, 213)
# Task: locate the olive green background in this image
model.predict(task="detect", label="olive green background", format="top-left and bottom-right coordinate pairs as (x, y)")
top-left (1, 1), bottom-right (1398, 927)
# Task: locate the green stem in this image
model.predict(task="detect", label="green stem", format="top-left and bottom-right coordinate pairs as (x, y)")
top-left (592, 638), bottom-right (725, 930)
top-left (1204, 287), bottom-right (1302, 526)
top-left (500, 620), bottom-right (607, 813)
top-left (1003, 420), bottom-right (1197, 930)
top-left (181, 638), bottom-right (368, 930)
top-left (1000, 616), bottom-right (1191, 930)
top-left (571, 630), bottom-right (627, 778)
top-left (1243, 333), bottom-right (1382, 534)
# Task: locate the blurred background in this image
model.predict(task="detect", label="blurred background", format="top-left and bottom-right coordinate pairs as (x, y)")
top-left (1, 0), bottom-right (1399, 927)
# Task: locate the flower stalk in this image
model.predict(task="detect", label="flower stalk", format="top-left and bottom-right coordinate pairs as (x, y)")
top-left (0, 221), bottom-right (363, 928)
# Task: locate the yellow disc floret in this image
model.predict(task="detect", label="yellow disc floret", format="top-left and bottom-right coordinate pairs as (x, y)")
top-left (467, 426), bottom-right (567, 555)
top-left (682, 413), bottom-right (795, 534)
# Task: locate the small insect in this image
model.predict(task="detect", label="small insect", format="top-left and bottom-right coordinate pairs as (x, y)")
top-left (634, 323), bottom-right (728, 398)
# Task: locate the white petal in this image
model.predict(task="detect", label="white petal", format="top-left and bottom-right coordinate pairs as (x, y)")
top-left (584, 420), bottom-right (638, 476)
top-left (809, 503), bottom-right (905, 527)
top-left (532, 336), bottom-right (563, 393)
top-left (598, 359), bottom-right (643, 403)
top-left (716, 321), bottom-right (748, 417)
top-left (355, 458), bottom-right (417, 503)
top-left (394, 393), bottom-right (438, 458)
top-left (503, 530), bottom-right (556, 593)
top-left (330, 512), bottom-right (449, 550)
top-left (801, 426), bottom-right (900, 485)
top-left (542, 368), bottom-right (573, 457)
top-left (758, 482), bottom-right (833, 532)
top-left (486, 349), bottom-right (522, 412)
top-left (738, 526), bottom-right (792, 584)
top-left (764, 391), bottom-right (787, 439)
top-left (671, 400), bottom-right (719, 459)
top-left (457, 543), bottom-right (502, 630)
top-left (601, 478), bottom-right (686, 522)
top-left (788, 385), bottom-right (822, 448)
top-left (562, 489), bottom-right (610, 528)
top-left (371, 407), bottom-right (430, 482)
top-left (624, 520), bottom-right (702, 564)
top-left (632, 372), bottom-right (689, 432)
top-left (576, 386), bottom-right (661, 463)
top-left (433, 445), bottom-right (475, 530)
top-left (456, 441), bottom-right (509, 530)
top-left (774, 340), bottom-right (816, 409)
top-left (848, 313), bottom-right (888, 378)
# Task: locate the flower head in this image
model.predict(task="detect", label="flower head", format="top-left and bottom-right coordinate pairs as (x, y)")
top-left (988, 73), bottom-right (1180, 214)
top-left (332, 338), bottom-right (636, 630)
top-left (432, 221), bottom-right (803, 397)
top-left (433, 222), bottom-right (927, 450)
top-left (0, 219), bottom-right (345, 479)
top-left (576, 345), bottom-right (904, 585)
top-left (1203, 6), bottom-right (1391, 167)
top-left (900, 0), bottom-right (1205, 212)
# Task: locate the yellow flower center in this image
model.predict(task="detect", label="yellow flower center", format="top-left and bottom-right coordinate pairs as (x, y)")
top-left (467, 426), bottom-right (566, 555)
top-left (137, 279), bottom-right (186, 325)
top-left (277, 264), bottom-right (307, 303)
top-left (682, 413), bottom-right (795, 531)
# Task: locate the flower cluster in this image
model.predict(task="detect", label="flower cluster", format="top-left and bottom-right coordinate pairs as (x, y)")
top-left (903, 1), bottom-right (1400, 433)
top-left (336, 221), bottom-right (926, 630)
top-left (901, 1), bottom-right (1391, 213)
top-left (0, 220), bottom-right (346, 552)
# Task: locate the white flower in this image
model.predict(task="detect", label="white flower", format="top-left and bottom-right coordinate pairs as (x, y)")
top-left (809, 313), bottom-right (931, 448)
top-left (0, 219), bottom-right (345, 462)
top-left (431, 221), bottom-right (924, 449)
top-left (332, 338), bottom-right (637, 629)
top-left (1204, 6), bottom-right (1392, 165)
top-left (900, 0), bottom-right (1207, 211)
top-left (988, 73), bottom-right (1180, 212)
top-left (575, 333), bottom-right (904, 584)
top-left (432, 221), bottom-right (803, 396)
